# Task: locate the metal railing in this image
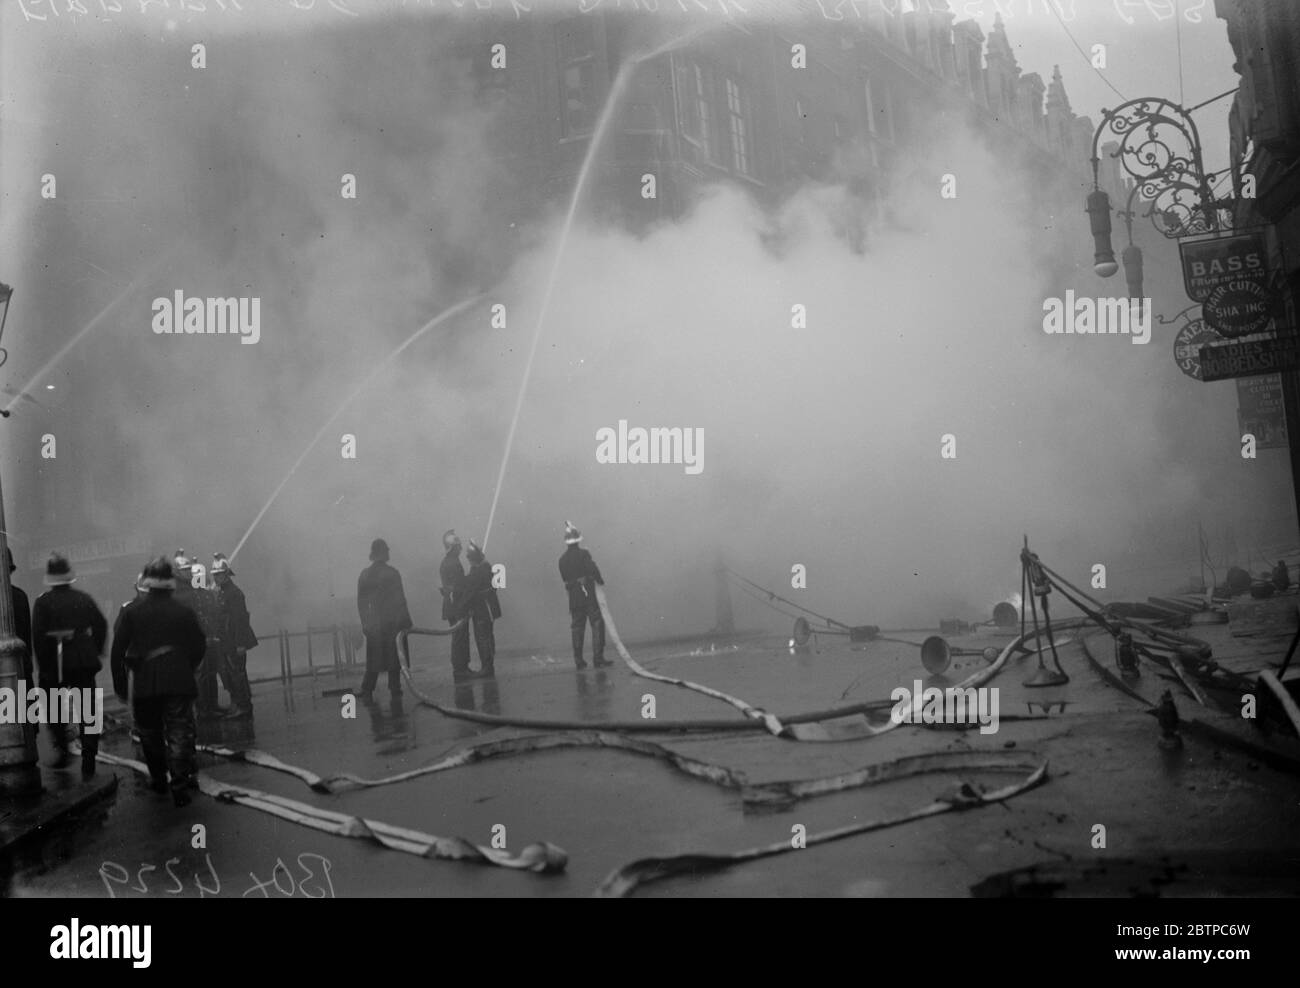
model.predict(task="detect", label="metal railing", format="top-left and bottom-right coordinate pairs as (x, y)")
top-left (242, 621), bottom-right (468, 693)
top-left (248, 624), bottom-right (363, 687)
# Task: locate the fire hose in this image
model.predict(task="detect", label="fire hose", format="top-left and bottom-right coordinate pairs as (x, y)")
top-left (593, 583), bottom-right (795, 739)
top-left (595, 758), bottom-right (1048, 897)
top-left (395, 628), bottom-right (925, 735)
top-left (196, 734), bottom-right (745, 794)
top-left (394, 594), bottom-right (1056, 743)
top-left (193, 736), bottom-right (1042, 813)
top-left (94, 749), bottom-right (568, 873)
top-left (94, 617), bottom-right (1054, 885)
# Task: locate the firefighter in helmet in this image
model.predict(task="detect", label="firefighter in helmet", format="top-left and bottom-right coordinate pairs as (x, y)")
top-left (558, 522), bottom-right (609, 669)
top-left (439, 530), bottom-right (472, 682)
top-left (462, 538), bottom-right (501, 678)
top-left (32, 553), bottom-right (108, 776)
top-left (172, 549), bottom-right (224, 719)
top-left (111, 556), bottom-right (206, 806)
top-left (210, 553), bottom-right (257, 719)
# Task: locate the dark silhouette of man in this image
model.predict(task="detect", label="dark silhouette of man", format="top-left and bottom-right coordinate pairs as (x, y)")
top-left (439, 530), bottom-right (471, 682)
top-left (357, 539), bottom-right (413, 701)
top-left (111, 556), bottom-right (207, 806)
top-left (558, 522), bottom-right (610, 669)
top-left (463, 539), bottom-right (501, 678)
top-left (7, 548), bottom-right (32, 683)
top-left (32, 553), bottom-right (108, 777)
top-left (210, 553), bottom-right (258, 719)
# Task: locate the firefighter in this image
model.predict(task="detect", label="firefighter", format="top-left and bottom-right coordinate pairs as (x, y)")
top-left (1273, 560), bottom-right (1291, 593)
top-left (31, 553), bottom-right (108, 776)
top-left (111, 556), bottom-right (207, 806)
top-left (558, 522), bottom-right (610, 669)
top-left (463, 539), bottom-right (501, 679)
top-left (439, 529), bottom-right (472, 683)
top-left (210, 553), bottom-right (257, 720)
top-left (356, 538), bottom-right (413, 701)
top-left (111, 569), bottom-right (149, 658)
top-left (7, 548), bottom-right (33, 684)
top-left (172, 549), bottom-right (225, 719)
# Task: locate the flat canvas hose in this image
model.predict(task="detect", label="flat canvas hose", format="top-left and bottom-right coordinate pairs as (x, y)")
top-left (193, 737), bottom-right (1043, 814)
top-left (94, 750), bottom-right (568, 873)
top-left (594, 583), bottom-right (792, 738)
top-left (197, 734), bottom-right (746, 794)
top-left (595, 586), bottom-right (1049, 743)
top-left (394, 627), bottom-right (914, 735)
top-left (595, 760), bottom-right (1049, 897)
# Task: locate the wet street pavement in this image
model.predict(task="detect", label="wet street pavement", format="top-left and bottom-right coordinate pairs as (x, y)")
top-left (9, 617), bottom-right (1300, 898)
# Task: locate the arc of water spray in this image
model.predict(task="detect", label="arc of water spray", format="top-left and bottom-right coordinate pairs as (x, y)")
top-left (229, 293), bottom-right (484, 563)
top-left (3, 250), bottom-right (173, 414)
top-left (479, 26), bottom-right (714, 553)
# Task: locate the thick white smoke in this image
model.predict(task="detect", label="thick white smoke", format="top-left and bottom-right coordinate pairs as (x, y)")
top-left (1, 6), bottom-right (1290, 660)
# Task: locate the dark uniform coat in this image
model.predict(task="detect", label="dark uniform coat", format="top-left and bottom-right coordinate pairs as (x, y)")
top-left (110, 591), bottom-right (207, 700)
top-left (357, 562), bottom-right (413, 639)
top-left (464, 560), bottom-right (502, 620)
top-left (212, 580), bottom-right (258, 651)
top-left (439, 552), bottom-right (468, 621)
top-left (11, 583), bottom-right (32, 682)
top-left (173, 581), bottom-right (220, 643)
top-left (559, 545), bottom-right (604, 610)
top-left (32, 585), bottom-right (108, 686)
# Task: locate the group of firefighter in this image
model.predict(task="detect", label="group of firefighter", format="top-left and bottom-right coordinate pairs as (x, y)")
top-left (356, 521), bottom-right (612, 699)
top-left (9, 521), bottom-right (610, 807)
top-left (8, 547), bottom-right (257, 805)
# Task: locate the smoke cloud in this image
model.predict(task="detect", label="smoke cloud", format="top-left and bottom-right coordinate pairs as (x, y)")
top-left (2, 7), bottom-right (1291, 668)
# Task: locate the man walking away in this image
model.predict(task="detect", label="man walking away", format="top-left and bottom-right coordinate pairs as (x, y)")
top-left (558, 522), bottom-right (610, 670)
top-left (463, 539), bottom-right (501, 679)
top-left (439, 530), bottom-right (472, 683)
top-left (32, 553), bottom-right (109, 777)
top-left (111, 556), bottom-right (206, 806)
top-left (356, 539), bottom-right (413, 701)
top-left (210, 553), bottom-right (258, 720)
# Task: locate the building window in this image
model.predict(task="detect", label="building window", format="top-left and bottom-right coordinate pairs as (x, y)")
top-left (726, 77), bottom-right (751, 176)
top-left (558, 18), bottom-right (597, 137)
top-left (695, 65), bottom-right (713, 158)
top-left (678, 60), bottom-right (715, 161)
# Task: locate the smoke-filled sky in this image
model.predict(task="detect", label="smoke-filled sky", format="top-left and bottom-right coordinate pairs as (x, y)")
top-left (0, 1), bottom-right (1292, 654)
